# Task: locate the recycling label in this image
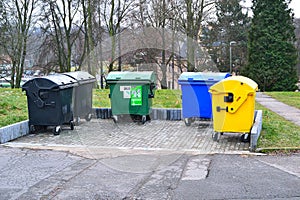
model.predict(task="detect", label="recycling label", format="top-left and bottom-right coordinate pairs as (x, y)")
top-left (120, 86), bottom-right (131, 98)
top-left (130, 86), bottom-right (142, 106)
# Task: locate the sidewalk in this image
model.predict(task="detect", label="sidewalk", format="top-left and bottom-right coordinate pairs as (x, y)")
top-left (256, 92), bottom-right (300, 127)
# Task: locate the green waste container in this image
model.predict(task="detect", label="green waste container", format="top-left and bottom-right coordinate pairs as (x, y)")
top-left (106, 71), bottom-right (156, 124)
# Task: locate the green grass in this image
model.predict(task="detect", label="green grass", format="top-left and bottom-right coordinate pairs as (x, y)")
top-left (153, 89), bottom-right (181, 108)
top-left (0, 88), bottom-right (28, 127)
top-left (264, 92), bottom-right (300, 109)
top-left (93, 89), bottom-right (110, 107)
top-left (93, 89), bottom-right (182, 108)
top-left (256, 102), bottom-right (300, 150)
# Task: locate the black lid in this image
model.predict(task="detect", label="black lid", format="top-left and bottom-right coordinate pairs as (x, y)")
top-left (22, 74), bottom-right (78, 90)
top-left (63, 71), bottom-right (96, 84)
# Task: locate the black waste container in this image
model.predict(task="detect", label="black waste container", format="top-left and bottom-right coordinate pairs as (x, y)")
top-left (63, 71), bottom-right (96, 124)
top-left (22, 74), bottom-right (78, 135)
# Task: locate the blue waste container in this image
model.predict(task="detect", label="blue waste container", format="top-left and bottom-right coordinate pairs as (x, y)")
top-left (178, 72), bottom-right (230, 126)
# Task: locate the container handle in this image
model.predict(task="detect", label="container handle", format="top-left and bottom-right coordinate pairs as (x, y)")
top-left (148, 83), bottom-right (155, 98)
top-left (29, 92), bottom-right (45, 108)
top-left (216, 106), bottom-right (228, 112)
top-left (44, 101), bottom-right (56, 107)
top-left (227, 91), bottom-right (254, 114)
top-left (209, 89), bottom-right (228, 95)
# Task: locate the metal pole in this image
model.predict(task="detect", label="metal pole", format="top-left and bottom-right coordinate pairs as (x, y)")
top-left (229, 44), bottom-right (232, 74)
top-left (229, 41), bottom-right (236, 74)
top-left (171, 19), bottom-right (174, 89)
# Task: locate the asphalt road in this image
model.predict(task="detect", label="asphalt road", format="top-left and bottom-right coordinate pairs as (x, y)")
top-left (0, 146), bottom-right (299, 200)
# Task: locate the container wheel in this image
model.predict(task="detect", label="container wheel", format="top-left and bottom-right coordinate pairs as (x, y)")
top-left (53, 126), bottom-right (61, 135)
top-left (29, 125), bottom-right (35, 134)
top-left (74, 117), bottom-right (80, 125)
top-left (241, 133), bottom-right (250, 143)
top-left (70, 121), bottom-right (75, 130)
top-left (141, 115), bottom-right (147, 124)
top-left (184, 118), bottom-right (191, 126)
top-left (85, 113), bottom-right (92, 121)
top-left (112, 115), bottom-right (118, 123)
top-left (212, 132), bottom-right (220, 142)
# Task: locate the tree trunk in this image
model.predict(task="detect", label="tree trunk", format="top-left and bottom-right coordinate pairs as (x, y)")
top-left (186, 0), bottom-right (195, 72)
top-left (108, 0), bottom-right (115, 72)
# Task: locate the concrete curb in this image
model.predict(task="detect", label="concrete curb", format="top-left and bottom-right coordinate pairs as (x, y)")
top-left (95, 107), bottom-right (112, 119)
top-left (250, 110), bottom-right (263, 152)
top-left (151, 108), bottom-right (182, 120)
top-left (0, 120), bottom-right (29, 144)
top-left (94, 108), bottom-right (182, 120)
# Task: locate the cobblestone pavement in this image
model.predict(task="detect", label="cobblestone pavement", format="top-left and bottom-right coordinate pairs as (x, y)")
top-left (8, 119), bottom-right (250, 157)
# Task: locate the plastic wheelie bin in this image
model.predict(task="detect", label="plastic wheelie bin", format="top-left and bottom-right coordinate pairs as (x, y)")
top-left (209, 76), bottom-right (258, 142)
top-left (22, 74), bottom-right (78, 135)
top-left (178, 72), bottom-right (230, 126)
top-left (63, 71), bottom-right (96, 124)
top-left (106, 71), bottom-right (156, 124)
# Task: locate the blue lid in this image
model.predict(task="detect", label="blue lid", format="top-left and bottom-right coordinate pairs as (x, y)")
top-left (178, 72), bottom-right (230, 82)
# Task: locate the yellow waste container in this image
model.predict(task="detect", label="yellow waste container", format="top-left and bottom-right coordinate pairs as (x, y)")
top-left (209, 76), bottom-right (258, 141)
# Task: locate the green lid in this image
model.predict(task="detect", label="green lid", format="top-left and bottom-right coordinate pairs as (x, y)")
top-left (106, 71), bottom-right (156, 84)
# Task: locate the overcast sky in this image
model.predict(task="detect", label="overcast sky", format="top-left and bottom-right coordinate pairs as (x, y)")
top-left (289, 0), bottom-right (300, 18)
top-left (242, 0), bottom-right (300, 18)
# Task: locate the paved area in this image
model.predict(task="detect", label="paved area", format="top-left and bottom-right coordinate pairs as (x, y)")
top-left (0, 146), bottom-right (299, 199)
top-left (174, 154), bottom-right (300, 200)
top-left (6, 119), bottom-right (250, 158)
top-left (256, 92), bottom-right (300, 126)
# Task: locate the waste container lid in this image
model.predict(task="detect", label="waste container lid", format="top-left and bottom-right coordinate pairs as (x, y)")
top-left (106, 71), bottom-right (156, 84)
top-left (22, 74), bottom-right (78, 90)
top-left (209, 75), bottom-right (258, 93)
top-left (63, 71), bottom-right (96, 85)
top-left (178, 72), bottom-right (230, 83)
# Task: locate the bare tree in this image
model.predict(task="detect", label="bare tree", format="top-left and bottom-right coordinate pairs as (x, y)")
top-left (0, 0), bottom-right (37, 88)
top-left (39, 0), bottom-right (82, 72)
top-left (80, 0), bottom-right (95, 74)
top-left (146, 0), bottom-right (168, 88)
top-left (129, 0), bottom-right (176, 88)
top-left (101, 0), bottom-right (135, 72)
top-left (176, 0), bottom-right (215, 72)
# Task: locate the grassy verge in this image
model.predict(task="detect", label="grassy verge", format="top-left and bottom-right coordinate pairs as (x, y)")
top-left (93, 89), bottom-right (182, 108)
top-left (264, 92), bottom-right (300, 109)
top-left (0, 88), bottom-right (28, 127)
top-left (93, 89), bottom-right (110, 107)
top-left (153, 89), bottom-right (181, 108)
top-left (256, 102), bottom-right (300, 151)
